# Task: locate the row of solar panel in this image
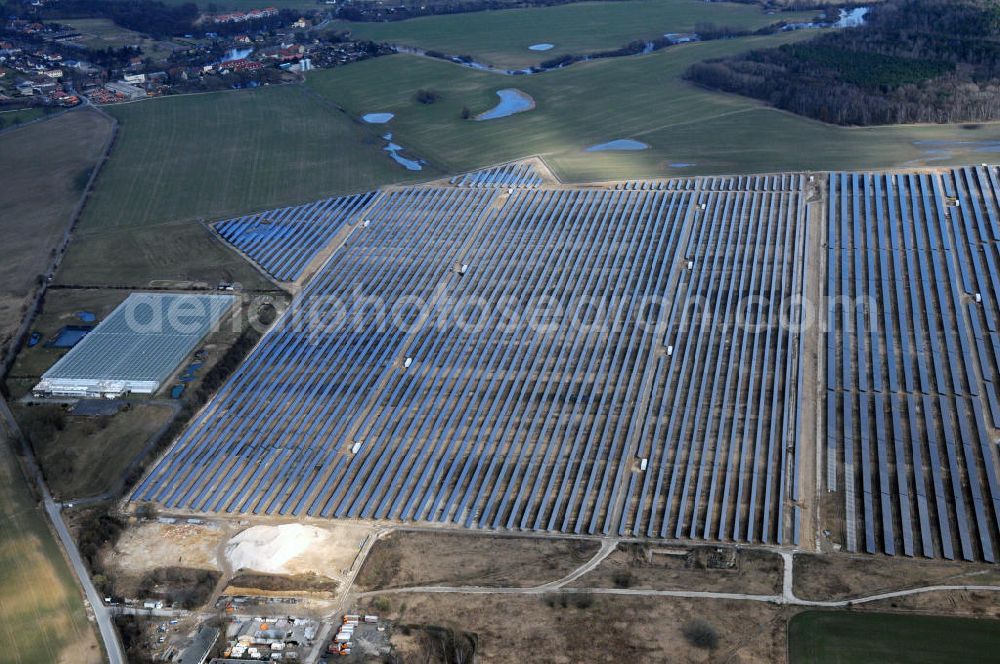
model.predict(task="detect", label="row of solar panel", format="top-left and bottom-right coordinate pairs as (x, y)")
top-left (214, 192), bottom-right (377, 282)
top-left (826, 169), bottom-right (1000, 561)
top-left (136, 182), bottom-right (807, 543)
top-left (449, 162), bottom-right (543, 188)
top-left (617, 174), bottom-right (806, 192)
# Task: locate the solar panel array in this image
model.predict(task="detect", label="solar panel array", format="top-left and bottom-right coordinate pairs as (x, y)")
top-left (449, 162), bottom-right (543, 188)
top-left (136, 181), bottom-right (808, 543)
top-left (214, 192), bottom-right (377, 282)
top-left (617, 175), bottom-right (803, 192)
top-left (826, 169), bottom-right (1000, 561)
top-left (41, 293), bottom-right (236, 384)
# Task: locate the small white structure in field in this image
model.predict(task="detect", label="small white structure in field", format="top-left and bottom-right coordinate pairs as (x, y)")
top-left (403, 357), bottom-right (413, 368)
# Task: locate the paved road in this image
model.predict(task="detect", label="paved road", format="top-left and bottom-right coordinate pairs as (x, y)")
top-left (0, 399), bottom-right (125, 664)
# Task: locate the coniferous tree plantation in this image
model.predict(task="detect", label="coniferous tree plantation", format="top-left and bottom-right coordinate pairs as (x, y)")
top-left (686, 0), bottom-right (1000, 125)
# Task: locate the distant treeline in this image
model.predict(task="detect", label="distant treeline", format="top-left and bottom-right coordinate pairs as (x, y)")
top-left (335, 0), bottom-right (623, 22)
top-left (686, 0), bottom-right (1000, 125)
top-left (5, 0), bottom-right (299, 39)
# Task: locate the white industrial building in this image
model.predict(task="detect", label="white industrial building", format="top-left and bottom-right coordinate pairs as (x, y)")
top-left (33, 292), bottom-right (236, 399)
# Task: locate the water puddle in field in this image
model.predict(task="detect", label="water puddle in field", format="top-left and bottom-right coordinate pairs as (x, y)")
top-left (585, 139), bottom-right (650, 152)
top-left (362, 112), bottom-right (394, 124)
top-left (528, 43), bottom-right (554, 51)
top-left (476, 89), bottom-right (535, 121)
top-left (382, 132), bottom-right (424, 171)
top-left (904, 139), bottom-right (1000, 165)
top-left (76, 311), bottom-right (96, 322)
top-left (670, 162), bottom-right (696, 168)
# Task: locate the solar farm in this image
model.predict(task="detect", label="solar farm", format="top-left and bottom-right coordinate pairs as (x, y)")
top-left (130, 165), bottom-right (1000, 561)
top-left (827, 168), bottom-right (1000, 562)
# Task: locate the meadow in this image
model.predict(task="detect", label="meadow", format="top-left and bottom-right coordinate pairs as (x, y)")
top-left (331, 0), bottom-right (819, 68)
top-left (59, 85), bottom-right (434, 288)
top-left (0, 435), bottom-right (103, 663)
top-left (788, 611), bottom-right (1000, 663)
top-left (306, 33), bottom-right (1000, 182)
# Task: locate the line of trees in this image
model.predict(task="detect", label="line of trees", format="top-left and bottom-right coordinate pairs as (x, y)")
top-left (686, 0), bottom-right (1000, 125)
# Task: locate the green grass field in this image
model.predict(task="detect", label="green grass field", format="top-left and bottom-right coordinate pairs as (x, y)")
top-left (788, 611), bottom-right (1000, 664)
top-left (331, 0), bottom-right (819, 68)
top-left (58, 85), bottom-right (434, 288)
top-left (83, 85), bottom-right (432, 231)
top-left (306, 33), bottom-right (1000, 181)
top-left (0, 435), bottom-right (103, 663)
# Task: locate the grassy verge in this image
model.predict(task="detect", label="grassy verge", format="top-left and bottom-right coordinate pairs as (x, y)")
top-left (788, 610), bottom-right (1000, 663)
top-left (332, 0), bottom-right (818, 69)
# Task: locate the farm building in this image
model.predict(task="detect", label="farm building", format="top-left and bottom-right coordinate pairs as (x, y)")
top-left (33, 292), bottom-right (236, 399)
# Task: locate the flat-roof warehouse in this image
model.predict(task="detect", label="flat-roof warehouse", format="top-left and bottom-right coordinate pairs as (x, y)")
top-left (33, 292), bottom-right (236, 399)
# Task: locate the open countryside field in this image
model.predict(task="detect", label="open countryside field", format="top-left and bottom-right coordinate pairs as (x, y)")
top-left (332, 0), bottom-right (819, 68)
top-left (58, 85), bottom-right (433, 288)
top-left (0, 109), bottom-right (114, 361)
top-left (0, 435), bottom-right (102, 664)
top-left (788, 611), bottom-right (1000, 664)
top-left (307, 33), bottom-right (1000, 181)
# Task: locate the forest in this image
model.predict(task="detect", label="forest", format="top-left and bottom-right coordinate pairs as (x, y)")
top-left (686, 0), bottom-right (1000, 125)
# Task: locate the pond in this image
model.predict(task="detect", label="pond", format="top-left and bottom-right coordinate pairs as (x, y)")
top-left (585, 139), bottom-right (650, 152)
top-left (45, 325), bottom-right (93, 348)
top-left (362, 112), bottom-right (395, 124)
top-left (476, 89), bottom-right (535, 121)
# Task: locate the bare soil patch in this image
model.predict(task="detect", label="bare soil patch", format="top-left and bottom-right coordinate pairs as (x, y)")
top-left (793, 552), bottom-right (1000, 601)
top-left (355, 530), bottom-right (600, 591)
top-left (365, 592), bottom-right (788, 663)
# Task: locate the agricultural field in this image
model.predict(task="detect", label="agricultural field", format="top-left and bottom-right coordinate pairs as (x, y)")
top-left (0, 109), bottom-right (114, 363)
top-left (331, 0), bottom-right (820, 68)
top-left (60, 18), bottom-right (183, 61)
top-left (307, 33), bottom-right (1000, 182)
top-left (0, 435), bottom-right (102, 664)
top-left (58, 85), bottom-right (431, 289)
top-left (787, 611), bottom-right (1000, 663)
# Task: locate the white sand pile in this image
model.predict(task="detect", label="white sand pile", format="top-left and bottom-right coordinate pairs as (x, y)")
top-left (225, 524), bottom-right (332, 574)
